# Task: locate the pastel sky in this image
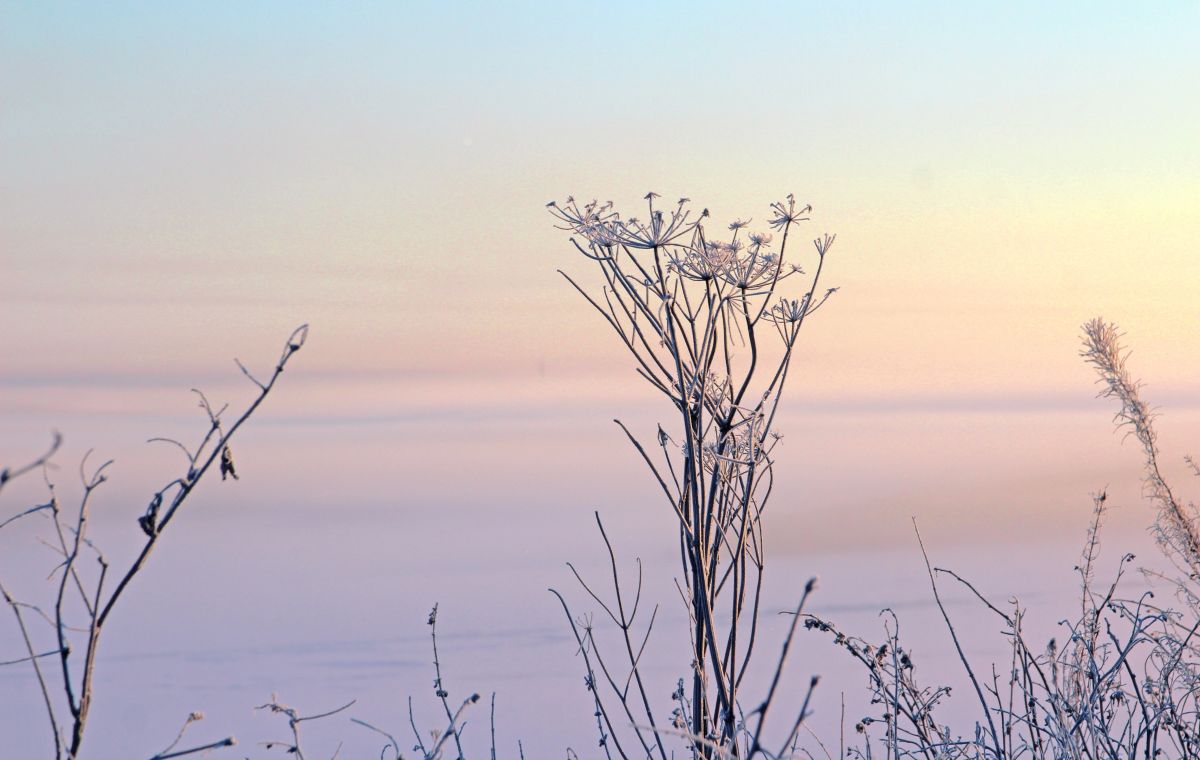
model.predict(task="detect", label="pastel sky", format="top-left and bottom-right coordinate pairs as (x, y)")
top-left (2, 2), bottom-right (1198, 545)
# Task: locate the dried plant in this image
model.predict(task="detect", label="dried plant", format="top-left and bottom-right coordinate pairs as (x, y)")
top-left (807, 525), bottom-right (1200, 758)
top-left (0, 325), bottom-right (308, 759)
top-left (548, 193), bottom-right (836, 757)
top-left (350, 605), bottom-right (509, 760)
top-left (1081, 318), bottom-right (1200, 583)
top-left (801, 319), bottom-right (1200, 759)
top-left (257, 695), bottom-right (356, 759)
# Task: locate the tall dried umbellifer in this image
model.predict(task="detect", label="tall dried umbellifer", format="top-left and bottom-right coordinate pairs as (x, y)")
top-left (548, 194), bottom-right (835, 757)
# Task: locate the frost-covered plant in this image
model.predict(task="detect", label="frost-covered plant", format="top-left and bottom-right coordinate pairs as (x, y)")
top-left (548, 193), bottom-right (836, 758)
top-left (804, 320), bottom-right (1200, 759)
top-left (1082, 318), bottom-right (1200, 584)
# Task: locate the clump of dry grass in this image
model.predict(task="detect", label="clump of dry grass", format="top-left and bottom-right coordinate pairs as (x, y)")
top-left (802, 319), bottom-right (1200, 759)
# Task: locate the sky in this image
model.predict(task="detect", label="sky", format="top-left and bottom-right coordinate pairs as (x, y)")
top-left (4, 1), bottom-right (1199, 533)
top-left (3, 2), bottom-right (1200, 755)
top-left (3, 1), bottom-right (1198, 396)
